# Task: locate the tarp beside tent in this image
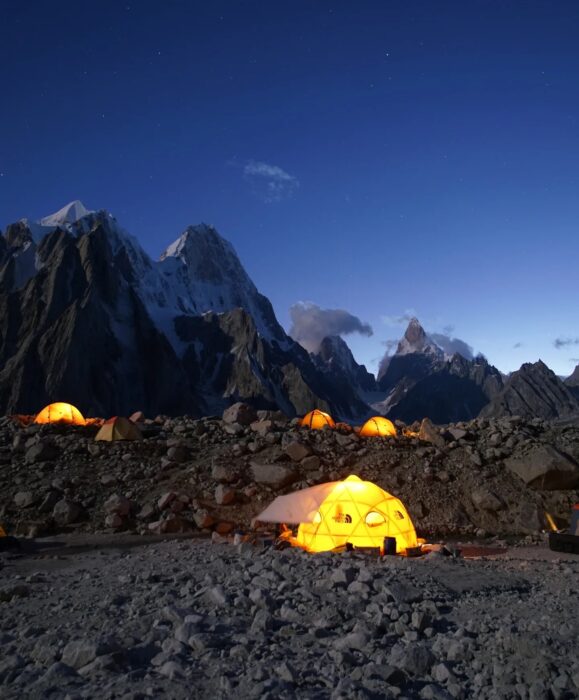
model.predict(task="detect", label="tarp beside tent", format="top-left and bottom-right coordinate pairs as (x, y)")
top-left (255, 481), bottom-right (340, 524)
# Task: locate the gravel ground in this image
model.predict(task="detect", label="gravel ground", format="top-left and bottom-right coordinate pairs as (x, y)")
top-left (1, 536), bottom-right (578, 700)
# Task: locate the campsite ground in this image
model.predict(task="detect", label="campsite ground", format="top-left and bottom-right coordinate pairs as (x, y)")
top-left (1, 534), bottom-right (578, 699)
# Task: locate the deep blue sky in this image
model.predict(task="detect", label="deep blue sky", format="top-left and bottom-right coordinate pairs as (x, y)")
top-left (1, 0), bottom-right (579, 375)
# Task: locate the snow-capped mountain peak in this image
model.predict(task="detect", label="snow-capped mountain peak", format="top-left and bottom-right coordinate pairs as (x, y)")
top-left (160, 223), bottom-right (220, 262)
top-left (396, 317), bottom-right (443, 357)
top-left (39, 200), bottom-right (93, 227)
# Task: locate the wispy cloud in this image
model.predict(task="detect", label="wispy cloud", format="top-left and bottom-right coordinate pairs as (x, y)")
top-left (554, 337), bottom-right (579, 350)
top-left (289, 301), bottom-right (373, 353)
top-left (243, 160), bottom-right (299, 203)
top-left (381, 309), bottom-right (418, 326)
top-left (430, 332), bottom-right (474, 360)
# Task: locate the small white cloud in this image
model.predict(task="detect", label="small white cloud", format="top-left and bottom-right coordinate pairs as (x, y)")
top-left (381, 309), bottom-right (418, 326)
top-left (243, 160), bottom-right (299, 203)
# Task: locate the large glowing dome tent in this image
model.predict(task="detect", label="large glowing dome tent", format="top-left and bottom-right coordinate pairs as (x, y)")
top-left (255, 475), bottom-right (417, 555)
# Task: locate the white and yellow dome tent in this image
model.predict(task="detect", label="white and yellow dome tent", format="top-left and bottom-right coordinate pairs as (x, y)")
top-left (255, 474), bottom-right (418, 555)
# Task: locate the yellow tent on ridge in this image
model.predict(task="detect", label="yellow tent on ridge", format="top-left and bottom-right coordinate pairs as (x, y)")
top-left (95, 416), bottom-right (142, 441)
top-left (256, 474), bottom-right (418, 555)
top-left (301, 409), bottom-right (335, 430)
top-left (34, 402), bottom-right (85, 425)
top-left (359, 416), bottom-right (396, 437)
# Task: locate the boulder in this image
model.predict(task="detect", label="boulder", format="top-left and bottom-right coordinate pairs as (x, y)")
top-left (158, 492), bottom-right (177, 510)
top-left (250, 462), bottom-right (298, 488)
top-left (13, 491), bottom-right (37, 508)
top-left (61, 639), bottom-right (111, 670)
top-left (193, 509), bottom-right (216, 529)
top-left (418, 418), bottom-right (445, 448)
top-left (215, 485), bottom-right (236, 505)
top-left (250, 419), bottom-right (273, 436)
top-left (505, 445), bottom-right (579, 490)
top-left (105, 513), bottom-right (124, 529)
top-left (471, 488), bottom-right (504, 511)
top-left (211, 463), bottom-right (237, 483)
top-left (104, 494), bottom-right (131, 517)
top-left (447, 427), bottom-right (468, 441)
top-left (166, 446), bottom-right (190, 463)
top-left (222, 402), bottom-right (258, 426)
top-left (52, 499), bottom-right (82, 525)
top-left (25, 441), bottom-right (60, 463)
top-left (301, 455), bottom-right (321, 471)
top-left (284, 441), bottom-right (312, 461)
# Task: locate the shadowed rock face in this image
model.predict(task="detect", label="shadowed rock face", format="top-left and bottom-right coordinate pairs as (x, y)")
top-left (0, 224), bottom-right (196, 417)
top-left (481, 361), bottom-right (579, 420)
top-left (387, 355), bottom-right (504, 424)
top-left (0, 209), bottom-right (368, 419)
top-left (375, 319), bottom-right (504, 423)
top-left (311, 335), bottom-right (376, 419)
top-left (565, 364), bottom-right (579, 401)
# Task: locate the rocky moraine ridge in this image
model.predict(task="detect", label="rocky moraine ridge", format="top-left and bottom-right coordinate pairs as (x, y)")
top-left (2, 403), bottom-right (579, 540)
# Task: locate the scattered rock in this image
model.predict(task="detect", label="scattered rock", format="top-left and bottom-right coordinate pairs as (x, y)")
top-left (52, 499), bottom-right (82, 525)
top-left (222, 402), bottom-right (258, 426)
top-left (250, 462), bottom-right (298, 488)
top-left (284, 441), bottom-right (312, 461)
top-left (419, 418), bottom-right (446, 448)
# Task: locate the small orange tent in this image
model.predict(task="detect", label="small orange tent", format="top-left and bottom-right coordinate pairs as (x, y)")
top-left (360, 416), bottom-right (396, 438)
top-left (34, 402), bottom-right (85, 426)
top-left (301, 409), bottom-right (335, 430)
top-left (256, 475), bottom-right (418, 555)
top-left (95, 416), bottom-right (142, 441)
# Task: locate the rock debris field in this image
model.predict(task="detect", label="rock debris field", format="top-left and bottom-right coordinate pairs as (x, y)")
top-left (1, 537), bottom-right (578, 700)
top-left (2, 405), bottom-right (579, 541)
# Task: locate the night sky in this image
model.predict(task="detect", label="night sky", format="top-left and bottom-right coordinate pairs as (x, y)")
top-left (1, 1), bottom-right (579, 376)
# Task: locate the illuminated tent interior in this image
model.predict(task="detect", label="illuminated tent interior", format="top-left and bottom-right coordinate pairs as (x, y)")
top-left (359, 416), bottom-right (397, 437)
top-left (300, 409), bottom-right (336, 430)
top-left (34, 402), bottom-right (85, 426)
top-left (256, 475), bottom-right (418, 555)
top-left (95, 416), bottom-right (142, 441)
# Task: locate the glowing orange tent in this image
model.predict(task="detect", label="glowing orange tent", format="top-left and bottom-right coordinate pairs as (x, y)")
top-left (34, 402), bottom-right (85, 426)
top-left (359, 416), bottom-right (396, 438)
top-left (255, 475), bottom-right (418, 555)
top-left (301, 409), bottom-right (335, 430)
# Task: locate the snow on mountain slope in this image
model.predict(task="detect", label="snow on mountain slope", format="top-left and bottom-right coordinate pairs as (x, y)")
top-left (40, 200), bottom-right (93, 227)
top-left (5, 203), bottom-right (289, 354)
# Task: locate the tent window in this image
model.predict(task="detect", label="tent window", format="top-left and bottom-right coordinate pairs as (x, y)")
top-left (394, 510), bottom-right (405, 520)
top-left (365, 511), bottom-right (386, 527)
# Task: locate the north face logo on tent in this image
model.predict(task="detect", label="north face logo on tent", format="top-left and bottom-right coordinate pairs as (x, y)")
top-left (332, 513), bottom-right (352, 523)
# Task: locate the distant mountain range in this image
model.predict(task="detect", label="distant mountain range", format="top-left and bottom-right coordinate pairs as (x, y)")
top-left (1, 201), bottom-right (578, 424)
